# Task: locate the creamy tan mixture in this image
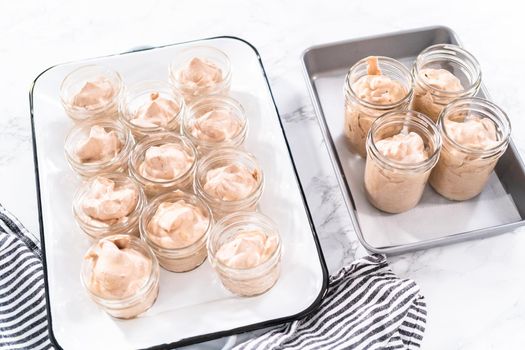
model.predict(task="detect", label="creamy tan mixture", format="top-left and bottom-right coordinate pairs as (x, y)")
top-left (174, 57), bottom-right (223, 99)
top-left (430, 115), bottom-right (500, 200)
top-left (188, 109), bottom-right (242, 142)
top-left (73, 77), bottom-right (116, 109)
top-left (84, 236), bottom-right (152, 299)
top-left (412, 68), bottom-right (464, 122)
top-left (203, 164), bottom-right (259, 201)
top-left (365, 131), bottom-right (431, 213)
top-left (344, 56), bottom-right (408, 157)
top-left (75, 125), bottom-right (122, 163)
top-left (81, 177), bottom-right (138, 226)
top-left (130, 92), bottom-right (180, 128)
top-left (139, 143), bottom-right (194, 181)
top-left (216, 230), bottom-right (278, 269)
top-left (147, 200), bottom-right (209, 249)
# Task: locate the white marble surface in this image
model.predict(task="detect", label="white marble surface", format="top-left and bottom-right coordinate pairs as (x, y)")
top-left (1, 0), bottom-right (524, 349)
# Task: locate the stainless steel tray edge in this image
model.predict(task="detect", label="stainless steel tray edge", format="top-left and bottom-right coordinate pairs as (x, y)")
top-left (301, 26), bottom-right (525, 255)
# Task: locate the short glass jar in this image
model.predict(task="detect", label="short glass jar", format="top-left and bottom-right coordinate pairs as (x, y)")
top-left (365, 110), bottom-right (442, 213)
top-left (73, 173), bottom-right (146, 241)
top-left (429, 97), bottom-right (511, 201)
top-left (411, 44), bottom-right (482, 122)
top-left (194, 148), bottom-right (264, 219)
top-left (129, 133), bottom-right (197, 197)
top-left (207, 212), bottom-right (281, 297)
top-left (344, 56), bottom-right (413, 157)
top-left (60, 65), bottom-right (123, 121)
top-left (81, 234), bottom-right (160, 319)
top-left (119, 80), bottom-right (186, 140)
top-left (169, 46), bottom-right (232, 103)
top-left (64, 119), bottom-right (133, 178)
top-left (183, 95), bottom-right (247, 155)
top-left (140, 190), bottom-right (213, 272)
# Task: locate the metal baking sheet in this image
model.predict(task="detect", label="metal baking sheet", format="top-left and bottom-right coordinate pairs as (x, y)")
top-left (301, 26), bottom-right (525, 255)
top-left (30, 36), bottom-right (328, 350)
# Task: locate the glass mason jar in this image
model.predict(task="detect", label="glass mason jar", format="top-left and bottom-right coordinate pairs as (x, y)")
top-left (73, 173), bottom-right (146, 241)
top-left (344, 56), bottom-right (413, 157)
top-left (194, 148), bottom-right (264, 219)
top-left (64, 119), bottom-right (134, 178)
top-left (140, 190), bottom-right (213, 272)
top-left (207, 212), bottom-right (282, 297)
top-left (411, 44), bottom-right (482, 123)
top-left (429, 97), bottom-right (511, 201)
top-left (183, 95), bottom-right (248, 155)
top-left (365, 110), bottom-right (442, 213)
top-left (129, 132), bottom-right (197, 197)
top-left (60, 64), bottom-right (123, 122)
top-left (168, 46), bottom-right (232, 104)
top-left (119, 80), bottom-right (186, 140)
top-left (80, 234), bottom-right (160, 319)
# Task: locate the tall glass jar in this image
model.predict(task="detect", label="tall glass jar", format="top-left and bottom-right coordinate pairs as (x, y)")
top-left (119, 80), bottom-right (186, 140)
top-left (344, 56), bottom-right (413, 157)
top-left (183, 95), bottom-right (247, 155)
top-left (140, 190), bottom-right (213, 272)
top-left (194, 148), bottom-right (264, 219)
top-left (430, 97), bottom-right (511, 201)
top-left (81, 234), bottom-right (160, 319)
top-left (169, 46), bottom-right (232, 104)
top-left (64, 119), bottom-right (134, 178)
top-left (207, 212), bottom-right (281, 297)
top-left (60, 65), bottom-right (123, 121)
top-left (411, 44), bottom-right (482, 122)
top-left (129, 133), bottom-right (197, 198)
top-left (365, 110), bottom-right (442, 213)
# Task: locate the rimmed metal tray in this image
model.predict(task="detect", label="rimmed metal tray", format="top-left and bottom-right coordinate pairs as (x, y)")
top-left (30, 36), bottom-right (328, 350)
top-left (302, 26), bottom-right (525, 255)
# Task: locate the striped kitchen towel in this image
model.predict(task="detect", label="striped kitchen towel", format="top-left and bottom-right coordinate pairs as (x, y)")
top-left (0, 204), bottom-right (52, 350)
top-left (234, 254), bottom-right (427, 350)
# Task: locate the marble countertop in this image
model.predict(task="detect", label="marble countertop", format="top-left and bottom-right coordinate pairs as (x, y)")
top-left (2, 0), bottom-right (524, 348)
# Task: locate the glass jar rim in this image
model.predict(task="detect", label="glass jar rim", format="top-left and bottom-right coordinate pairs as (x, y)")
top-left (119, 80), bottom-right (186, 132)
top-left (60, 64), bottom-right (123, 113)
top-left (413, 43), bottom-right (482, 97)
top-left (139, 190), bottom-right (213, 254)
top-left (73, 172), bottom-right (145, 233)
top-left (438, 97), bottom-right (511, 156)
top-left (183, 94), bottom-right (247, 148)
top-left (367, 110), bottom-right (442, 171)
top-left (194, 148), bottom-right (264, 207)
top-left (207, 211), bottom-right (281, 273)
top-left (129, 132), bottom-right (198, 185)
top-left (80, 234), bottom-right (159, 304)
top-left (64, 119), bottom-right (133, 171)
top-left (345, 56), bottom-right (414, 109)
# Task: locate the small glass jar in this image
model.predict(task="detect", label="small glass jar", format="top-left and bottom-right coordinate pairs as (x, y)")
top-left (183, 95), bottom-right (247, 155)
top-left (140, 190), bottom-right (212, 272)
top-left (119, 80), bottom-right (186, 140)
top-left (64, 119), bottom-right (133, 178)
top-left (168, 46), bottom-right (232, 104)
top-left (60, 64), bottom-right (123, 121)
top-left (411, 44), bottom-right (482, 122)
top-left (344, 56), bottom-right (413, 157)
top-left (81, 234), bottom-right (160, 319)
top-left (207, 212), bottom-right (281, 297)
top-left (194, 148), bottom-right (264, 219)
top-left (73, 173), bottom-right (146, 240)
top-left (429, 97), bottom-right (511, 201)
top-left (129, 133), bottom-right (197, 197)
top-left (365, 110), bottom-right (442, 213)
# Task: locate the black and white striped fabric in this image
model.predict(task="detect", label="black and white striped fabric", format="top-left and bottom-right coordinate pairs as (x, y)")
top-left (234, 254), bottom-right (427, 350)
top-left (0, 204), bottom-right (52, 350)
